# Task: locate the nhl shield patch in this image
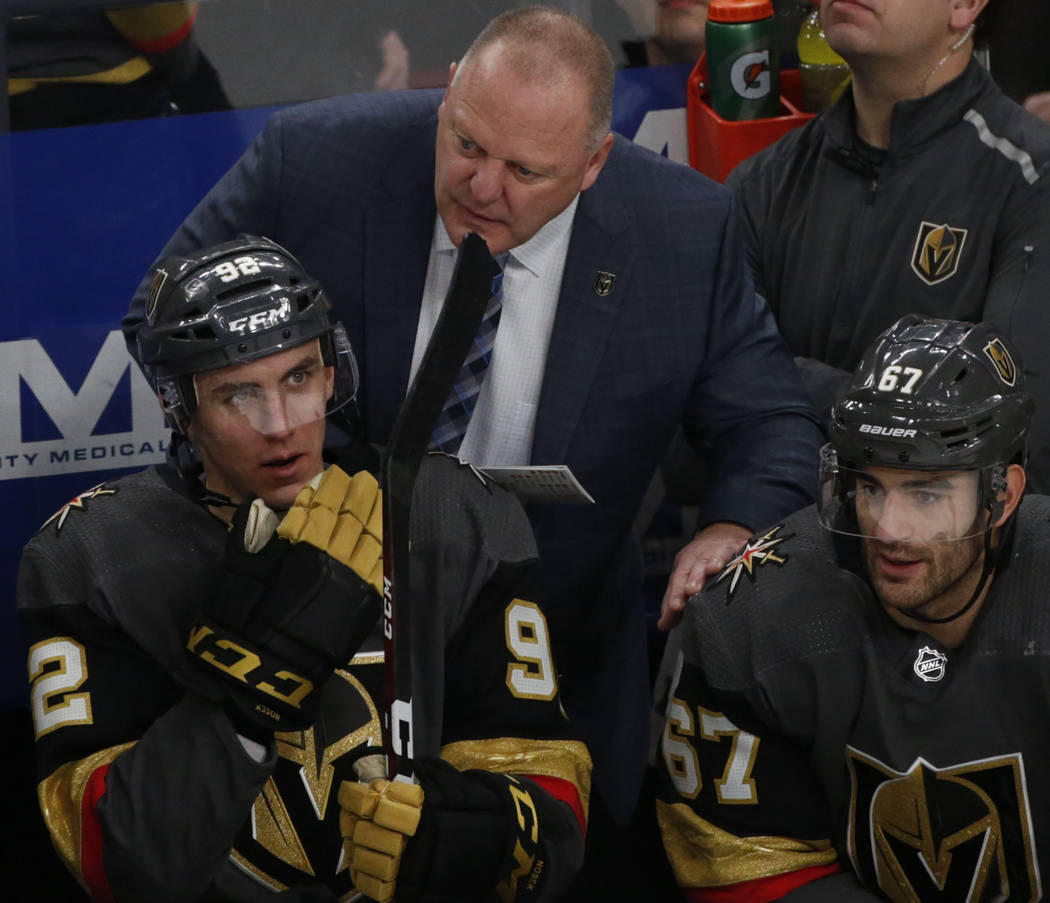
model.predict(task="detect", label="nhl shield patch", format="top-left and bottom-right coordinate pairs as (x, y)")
top-left (910, 221), bottom-right (967, 285)
top-left (912, 645), bottom-right (947, 682)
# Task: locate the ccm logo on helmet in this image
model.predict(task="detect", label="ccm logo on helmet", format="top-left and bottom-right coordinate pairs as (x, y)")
top-left (859, 424), bottom-right (917, 438)
top-left (226, 300), bottom-right (292, 336)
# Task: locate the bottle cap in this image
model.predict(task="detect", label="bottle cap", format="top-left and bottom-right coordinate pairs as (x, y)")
top-left (707, 0), bottom-right (775, 23)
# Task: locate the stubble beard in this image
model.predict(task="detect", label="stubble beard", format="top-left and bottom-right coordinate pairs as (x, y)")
top-left (864, 533), bottom-right (986, 622)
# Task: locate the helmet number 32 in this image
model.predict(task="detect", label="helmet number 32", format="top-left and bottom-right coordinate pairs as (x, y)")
top-left (878, 365), bottom-right (923, 395)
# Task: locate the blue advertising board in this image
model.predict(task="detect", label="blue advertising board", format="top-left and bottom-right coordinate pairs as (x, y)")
top-left (0, 65), bottom-right (690, 710)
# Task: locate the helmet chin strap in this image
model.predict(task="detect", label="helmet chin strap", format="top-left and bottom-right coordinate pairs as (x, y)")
top-left (168, 430), bottom-right (236, 510)
top-left (905, 526), bottom-right (996, 625)
top-left (904, 501), bottom-right (1019, 625)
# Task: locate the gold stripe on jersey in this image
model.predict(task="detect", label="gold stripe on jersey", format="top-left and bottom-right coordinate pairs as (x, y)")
top-left (228, 849), bottom-right (288, 892)
top-left (349, 652), bottom-right (384, 666)
top-left (440, 738), bottom-right (592, 812)
top-left (248, 779), bottom-right (314, 877)
top-left (656, 799), bottom-right (837, 887)
top-left (37, 741), bottom-right (136, 887)
top-left (8, 57), bottom-right (153, 94)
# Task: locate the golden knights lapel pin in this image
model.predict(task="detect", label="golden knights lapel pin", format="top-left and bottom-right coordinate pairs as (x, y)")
top-left (910, 221), bottom-right (968, 285)
top-left (593, 270), bottom-right (615, 296)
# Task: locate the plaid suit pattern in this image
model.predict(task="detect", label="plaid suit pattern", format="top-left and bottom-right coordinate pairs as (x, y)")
top-left (429, 257), bottom-right (506, 454)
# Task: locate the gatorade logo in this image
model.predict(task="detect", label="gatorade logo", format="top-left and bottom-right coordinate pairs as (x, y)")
top-left (730, 51), bottom-right (772, 99)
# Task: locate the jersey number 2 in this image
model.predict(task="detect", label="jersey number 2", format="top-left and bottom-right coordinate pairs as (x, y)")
top-left (28, 637), bottom-right (92, 739)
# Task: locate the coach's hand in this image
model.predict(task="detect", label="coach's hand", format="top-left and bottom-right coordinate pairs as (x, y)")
top-left (183, 466), bottom-right (383, 739)
top-left (658, 521), bottom-right (751, 630)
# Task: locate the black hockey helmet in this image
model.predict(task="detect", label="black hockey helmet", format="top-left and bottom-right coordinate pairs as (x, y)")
top-left (819, 314), bottom-right (1033, 540)
top-left (137, 235), bottom-right (358, 434)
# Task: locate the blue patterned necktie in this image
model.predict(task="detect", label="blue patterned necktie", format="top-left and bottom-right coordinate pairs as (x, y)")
top-left (429, 255), bottom-right (507, 454)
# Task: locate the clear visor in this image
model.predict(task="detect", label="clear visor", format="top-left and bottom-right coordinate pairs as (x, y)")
top-left (818, 445), bottom-right (994, 543)
top-left (190, 333), bottom-right (355, 437)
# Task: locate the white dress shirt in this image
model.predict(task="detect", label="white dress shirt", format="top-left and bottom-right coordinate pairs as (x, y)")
top-left (408, 196), bottom-right (579, 466)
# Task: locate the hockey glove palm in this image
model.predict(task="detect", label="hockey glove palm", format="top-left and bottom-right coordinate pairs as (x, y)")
top-left (185, 466), bottom-right (382, 738)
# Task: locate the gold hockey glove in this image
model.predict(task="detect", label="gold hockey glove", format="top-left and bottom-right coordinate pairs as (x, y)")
top-left (340, 777), bottom-right (424, 902)
top-left (339, 758), bottom-right (568, 902)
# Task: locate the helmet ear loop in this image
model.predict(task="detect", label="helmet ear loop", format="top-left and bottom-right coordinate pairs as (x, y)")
top-left (986, 463), bottom-right (1008, 529)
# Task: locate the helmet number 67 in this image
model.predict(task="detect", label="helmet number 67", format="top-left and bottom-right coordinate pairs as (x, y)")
top-left (878, 365), bottom-right (923, 394)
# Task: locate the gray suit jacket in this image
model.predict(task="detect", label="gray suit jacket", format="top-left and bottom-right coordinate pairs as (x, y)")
top-left (124, 88), bottom-right (823, 822)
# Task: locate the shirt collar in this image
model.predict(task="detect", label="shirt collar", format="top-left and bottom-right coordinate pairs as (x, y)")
top-left (434, 194), bottom-right (580, 276)
top-left (824, 57), bottom-right (992, 157)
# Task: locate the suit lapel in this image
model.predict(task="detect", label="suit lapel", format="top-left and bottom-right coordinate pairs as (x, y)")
top-left (532, 144), bottom-right (632, 465)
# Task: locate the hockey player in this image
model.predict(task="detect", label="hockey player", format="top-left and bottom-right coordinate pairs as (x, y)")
top-left (655, 314), bottom-right (1048, 901)
top-left (18, 237), bottom-right (589, 902)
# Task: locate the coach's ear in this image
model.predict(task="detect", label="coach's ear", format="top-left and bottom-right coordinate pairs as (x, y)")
top-left (444, 61), bottom-right (458, 100)
top-left (994, 463), bottom-right (1026, 528)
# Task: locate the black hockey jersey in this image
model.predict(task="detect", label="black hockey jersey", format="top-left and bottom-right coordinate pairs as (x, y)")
top-left (18, 455), bottom-right (589, 902)
top-left (656, 497), bottom-right (1050, 902)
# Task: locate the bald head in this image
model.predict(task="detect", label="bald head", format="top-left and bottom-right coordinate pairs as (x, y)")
top-left (457, 5), bottom-right (615, 152)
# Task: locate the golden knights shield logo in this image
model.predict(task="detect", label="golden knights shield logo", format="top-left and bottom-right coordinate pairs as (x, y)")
top-left (984, 337), bottom-right (1018, 387)
top-left (144, 267), bottom-right (168, 324)
top-left (846, 747), bottom-right (1041, 902)
top-left (230, 663), bottom-right (383, 899)
top-left (593, 270), bottom-right (616, 296)
top-left (911, 221), bottom-right (968, 285)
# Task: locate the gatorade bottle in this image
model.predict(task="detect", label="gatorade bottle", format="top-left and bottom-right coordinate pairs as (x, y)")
top-left (706, 0), bottom-right (781, 121)
top-left (797, 0), bottom-right (850, 113)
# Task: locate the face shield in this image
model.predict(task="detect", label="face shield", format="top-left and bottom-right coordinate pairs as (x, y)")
top-left (189, 329), bottom-right (358, 437)
top-left (817, 444), bottom-right (996, 544)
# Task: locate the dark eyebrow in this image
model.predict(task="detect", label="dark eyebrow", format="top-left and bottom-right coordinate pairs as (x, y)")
top-left (452, 120), bottom-right (484, 154)
top-left (204, 350), bottom-right (321, 396)
top-left (858, 473), bottom-right (955, 491)
top-left (899, 477), bottom-right (954, 491)
top-left (281, 350), bottom-right (323, 380)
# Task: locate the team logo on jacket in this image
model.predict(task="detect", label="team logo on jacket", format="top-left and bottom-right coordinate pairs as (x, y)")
top-left (846, 748), bottom-right (1040, 902)
top-left (714, 525), bottom-right (790, 601)
top-left (593, 270), bottom-right (616, 296)
top-left (912, 645), bottom-right (947, 682)
top-left (910, 221), bottom-right (968, 285)
top-left (984, 338), bottom-right (1018, 386)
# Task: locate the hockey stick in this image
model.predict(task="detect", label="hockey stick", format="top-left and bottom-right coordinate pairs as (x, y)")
top-left (381, 231), bottom-right (501, 779)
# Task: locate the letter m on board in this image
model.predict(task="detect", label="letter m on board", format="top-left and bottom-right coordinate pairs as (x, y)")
top-left (0, 331), bottom-right (160, 442)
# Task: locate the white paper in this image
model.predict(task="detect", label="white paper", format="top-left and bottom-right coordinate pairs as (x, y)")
top-left (477, 464), bottom-right (595, 504)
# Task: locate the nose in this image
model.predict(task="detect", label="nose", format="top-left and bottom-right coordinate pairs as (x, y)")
top-left (873, 491), bottom-right (916, 543)
top-left (469, 157), bottom-right (504, 205)
top-left (256, 391), bottom-right (294, 437)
